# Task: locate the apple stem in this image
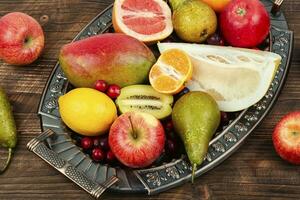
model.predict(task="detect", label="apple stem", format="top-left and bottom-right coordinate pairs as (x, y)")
top-left (128, 116), bottom-right (138, 139)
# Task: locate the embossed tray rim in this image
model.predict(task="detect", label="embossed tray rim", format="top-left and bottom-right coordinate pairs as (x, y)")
top-left (36, 1), bottom-right (294, 195)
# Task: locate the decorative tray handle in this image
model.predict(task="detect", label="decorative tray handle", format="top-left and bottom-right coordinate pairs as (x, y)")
top-left (27, 129), bottom-right (119, 199)
top-left (271, 0), bottom-right (284, 15)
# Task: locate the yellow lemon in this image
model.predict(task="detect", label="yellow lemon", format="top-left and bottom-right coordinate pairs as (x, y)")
top-left (58, 88), bottom-right (117, 136)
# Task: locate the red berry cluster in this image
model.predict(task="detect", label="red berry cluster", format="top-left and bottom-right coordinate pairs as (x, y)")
top-left (163, 120), bottom-right (178, 154)
top-left (206, 32), bottom-right (225, 46)
top-left (94, 80), bottom-right (121, 99)
top-left (79, 135), bottom-right (117, 163)
top-left (152, 119), bottom-right (184, 166)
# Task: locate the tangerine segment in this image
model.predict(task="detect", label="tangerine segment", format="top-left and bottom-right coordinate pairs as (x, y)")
top-left (152, 75), bottom-right (182, 91)
top-left (160, 49), bottom-right (192, 76)
top-left (149, 49), bottom-right (192, 94)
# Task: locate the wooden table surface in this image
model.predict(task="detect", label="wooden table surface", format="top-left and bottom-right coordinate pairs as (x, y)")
top-left (0, 0), bottom-right (299, 199)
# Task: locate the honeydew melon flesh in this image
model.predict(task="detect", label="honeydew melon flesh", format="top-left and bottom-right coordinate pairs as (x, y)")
top-left (158, 43), bottom-right (281, 112)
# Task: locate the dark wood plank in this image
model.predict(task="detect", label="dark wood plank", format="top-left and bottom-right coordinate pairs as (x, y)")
top-left (0, 0), bottom-right (300, 199)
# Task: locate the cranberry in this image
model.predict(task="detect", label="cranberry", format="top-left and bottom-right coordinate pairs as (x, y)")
top-left (106, 150), bottom-right (116, 163)
top-left (164, 120), bottom-right (173, 132)
top-left (221, 112), bottom-right (229, 124)
top-left (92, 148), bottom-right (105, 162)
top-left (166, 131), bottom-right (177, 140)
top-left (107, 84), bottom-right (121, 99)
top-left (94, 80), bottom-right (108, 92)
top-left (207, 33), bottom-right (225, 46)
top-left (81, 137), bottom-right (93, 150)
top-left (93, 137), bottom-right (101, 147)
top-left (166, 139), bottom-right (176, 153)
top-left (219, 39), bottom-right (225, 46)
top-left (99, 137), bottom-right (109, 151)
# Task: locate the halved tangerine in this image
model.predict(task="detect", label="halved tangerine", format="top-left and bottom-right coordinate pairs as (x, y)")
top-left (149, 49), bottom-right (193, 94)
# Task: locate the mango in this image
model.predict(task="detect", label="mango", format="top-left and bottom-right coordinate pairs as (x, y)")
top-left (59, 33), bottom-right (156, 88)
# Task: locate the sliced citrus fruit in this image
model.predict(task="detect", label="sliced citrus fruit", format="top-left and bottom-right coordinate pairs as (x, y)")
top-left (158, 43), bottom-right (282, 112)
top-left (149, 48), bottom-right (193, 94)
top-left (112, 0), bottom-right (173, 44)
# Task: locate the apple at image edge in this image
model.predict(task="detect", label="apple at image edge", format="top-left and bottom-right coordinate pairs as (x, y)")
top-left (0, 12), bottom-right (44, 65)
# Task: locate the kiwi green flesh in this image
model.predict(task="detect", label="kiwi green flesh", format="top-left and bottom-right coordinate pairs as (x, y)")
top-left (116, 85), bottom-right (173, 119)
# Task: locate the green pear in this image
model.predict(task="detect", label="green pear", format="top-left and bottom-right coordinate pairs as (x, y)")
top-left (172, 91), bottom-right (220, 182)
top-left (0, 87), bottom-right (17, 174)
top-left (169, 0), bottom-right (217, 43)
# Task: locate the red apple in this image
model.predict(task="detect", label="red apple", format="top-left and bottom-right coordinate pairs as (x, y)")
top-left (220, 0), bottom-right (270, 47)
top-left (109, 112), bottom-right (165, 168)
top-left (0, 12), bottom-right (44, 65)
top-left (273, 111), bottom-right (300, 165)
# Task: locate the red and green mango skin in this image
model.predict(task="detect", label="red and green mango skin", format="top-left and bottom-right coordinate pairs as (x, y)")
top-left (59, 33), bottom-right (156, 88)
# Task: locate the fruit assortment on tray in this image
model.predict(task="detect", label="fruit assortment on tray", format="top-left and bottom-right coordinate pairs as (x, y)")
top-left (55, 0), bottom-right (286, 179)
top-left (0, 0), bottom-right (297, 179)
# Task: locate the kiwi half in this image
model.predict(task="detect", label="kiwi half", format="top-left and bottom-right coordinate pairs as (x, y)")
top-left (116, 85), bottom-right (173, 119)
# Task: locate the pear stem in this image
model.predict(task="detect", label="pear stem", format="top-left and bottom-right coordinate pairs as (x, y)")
top-left (191, 163), bottom-right (197, 183)
top-left (0, 148), bottom-right (13, 174)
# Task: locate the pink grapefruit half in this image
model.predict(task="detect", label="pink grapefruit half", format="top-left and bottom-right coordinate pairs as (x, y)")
top-left (112, 0), bottom-right (173, 44)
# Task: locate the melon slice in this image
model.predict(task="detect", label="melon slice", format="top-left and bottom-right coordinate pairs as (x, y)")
top-left (158, 43), bottom-right (281, 112)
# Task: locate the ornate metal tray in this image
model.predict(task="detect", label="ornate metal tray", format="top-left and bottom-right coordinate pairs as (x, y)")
top-left (30, 0), bottom-right (293, 197)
